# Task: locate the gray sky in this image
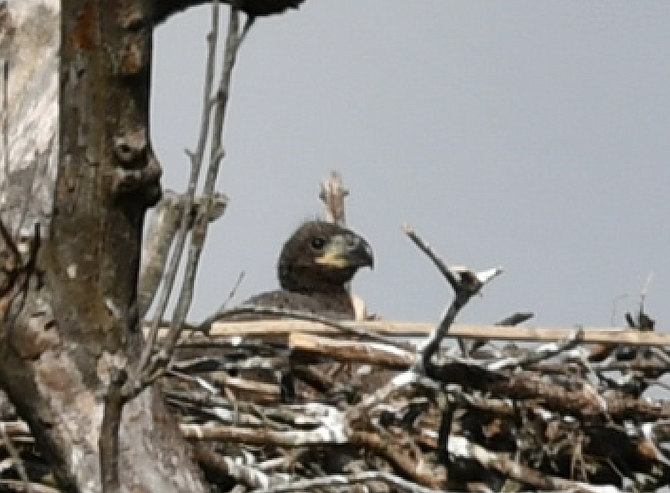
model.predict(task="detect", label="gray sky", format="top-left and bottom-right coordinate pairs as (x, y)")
top-left (151, 1), bottom-right (670, 329)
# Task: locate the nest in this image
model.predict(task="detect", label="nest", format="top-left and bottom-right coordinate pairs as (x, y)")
top-left (162, 309), bottom-right (670, 493)
top-left (0, 314), bottom-right (668, 493)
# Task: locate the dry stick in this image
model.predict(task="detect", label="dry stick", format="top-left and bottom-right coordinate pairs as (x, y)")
top-left (349, 225), bottom-right (500, 420)
top-left (177, 270), bottom-right (246, 346)
top-left (319, 171), bottom-right (348, 227)
top-left (351, 430), bottom-right (445, 489)
top-left (180, 422), bottom-right (347, 446)
top-left (486, 327), bottom-right (584, 371)
top-left (161, 5), bottom-right (242, 367)
top-left (402, 225), bottom-right (460, 292)
top-left (289, 332), bottom-right (415, 368)
top-left (138, 192), bottom-right (228, 318)
top-left (495, 312), bottom-right (533, 326)
top-left (246, 471), bottom-right (446, 493)
top-left (214, 270), bottom-right (246, 314)
top-left (0, 422), bottom-right (31, 493)
top-left (402, 224), bottom-right (500, 371)
top-left (137, 192), bottom-right (186, 318)
top-left (167, 388), bottom-right (338, 429)
top-left (205, 305), bottom-right (405, 348)
top-left (464, 311), bottom-right (534, 356)
top-left (198, 319), bottom-right (670, 345)
top-left (448, 436), bottom-right (621, 493)
top-left (182, 422), bottom-right (441, 489)
top-left (0, 481), bottom-right (61, 493)
top-left (0, 421), bottom-right (30, 437)
top-left (404, 224), bottom-right (478, 361)
top-left (138, 1), bottom-right (224, 382)
top-left (193, 442), bottom-right (287, 490)
top-left (319, 172), bottom-right (350, 300)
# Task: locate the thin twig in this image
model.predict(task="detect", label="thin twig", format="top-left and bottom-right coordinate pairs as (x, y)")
top-left (161, 5), bottom-right (245, 362)
top-left (216, 271), bottom-right (246, 313)
top-left (0, 422), bottom-right (30, 493)
top-left (246, 471), bottom-right (446, 493)
top-left (155, 3), bottom-right (243, 367)
top-left (402, 224), bottom-right (459, 291)
top-left (487, 327), bottom-right (584, 371)
top-left (138, 0), bottom-right (224, 382)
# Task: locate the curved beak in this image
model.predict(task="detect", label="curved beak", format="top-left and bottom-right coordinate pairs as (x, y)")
top-left (315, 233), bottom-right (374, 270)
top-left (347, 235), bottom-right (374, 269)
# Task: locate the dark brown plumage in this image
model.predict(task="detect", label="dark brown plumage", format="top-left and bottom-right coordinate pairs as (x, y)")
top-left (243, 221), bottom-right (374, 320)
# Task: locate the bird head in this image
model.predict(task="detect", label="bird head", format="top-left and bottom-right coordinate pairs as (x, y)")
top-left (277, 221), bottom-right (374, 294)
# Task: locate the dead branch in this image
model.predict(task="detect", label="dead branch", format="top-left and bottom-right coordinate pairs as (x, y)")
top-left (138, 190), bottom-right (227, 318)
top-left (194, 319), bottom-right (670, 345)
top-left (289, 332), bottom-right (415, 368)
top-left (319, 171), bottom-right (349, 227)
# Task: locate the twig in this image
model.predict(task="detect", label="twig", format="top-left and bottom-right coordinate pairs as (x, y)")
top-left (138, 0), bottom-right (224, 382)
top-left (487, 327), bottom-right (584, 371)
top-left (198, 319), bottom-right (670, 345)
top-left (0, 422), bottom-right (30, 493)
top-left (137, 192), bottom-right (184, 318)
top-left (246, 471), bottom-right (447, 493)
top-left (215, 270), bottom-right (246, 314)
top-left (402, 224), bottom-right (460, 291)
top-left (165, 4), bottom-right (243, 351)
top-left (206, 305), bottom-right (405, 348)
top-left (180, 421), bottom-right (347, 446)
top-left (351, 430), bottom-right (445, 489)
top-left (0, 481), bottom-right (60, 493)
top-left (289, 332), bottom-right (415, 368)
top-left (184, 422), bottom-right (442, 489)
top-left (138, 191), bottom-right (228, 318)
top-left (194, 442), bottom-right (288, 489)
top-left (448, 435), bottom-right (623, 493)
top-left (495, 312), bottom-right (533, 326)
top-left (403, 224), bottom-right (501, 370)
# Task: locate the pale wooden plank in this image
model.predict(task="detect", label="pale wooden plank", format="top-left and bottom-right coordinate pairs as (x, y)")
top-left (194, 320), bottom-right (670, 346)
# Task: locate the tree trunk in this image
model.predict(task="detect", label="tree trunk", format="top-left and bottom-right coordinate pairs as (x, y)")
top-left (0, 1), bottom-right (208, 491)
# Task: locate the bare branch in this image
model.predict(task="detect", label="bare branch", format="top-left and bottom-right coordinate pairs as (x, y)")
top-left (138, 191), bottom-right (228, 318)
top-left (207, 305), bottom-right (405, 347)
top-left (319, 171), bottom-right (349, 227)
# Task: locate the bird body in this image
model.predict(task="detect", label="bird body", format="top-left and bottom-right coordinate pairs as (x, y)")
top-left (243, 221), bottom-right (373, 320)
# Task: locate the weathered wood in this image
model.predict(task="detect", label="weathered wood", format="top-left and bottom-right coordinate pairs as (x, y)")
top-left (205, 319), bottom-right (670, 346)
top-left (289, 331), bottom-right (415, 367)
top-left (0, 0), bottom-right (58, 236)
top-left (0, 2), bottom-right (208, 492)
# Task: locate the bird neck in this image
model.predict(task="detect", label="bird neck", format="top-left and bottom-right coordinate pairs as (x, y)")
top-left (279, 265), bottom-right (354, 295)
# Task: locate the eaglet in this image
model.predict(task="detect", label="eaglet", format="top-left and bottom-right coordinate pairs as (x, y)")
top-left (243, 220), bottom-right (374, 320)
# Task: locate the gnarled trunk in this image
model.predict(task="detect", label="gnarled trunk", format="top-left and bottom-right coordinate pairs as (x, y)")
top-left (0, 1), bottom-right (208, 491)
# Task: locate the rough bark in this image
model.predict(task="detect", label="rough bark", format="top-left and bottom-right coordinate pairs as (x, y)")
top-left (0, 1), bottom-right (208, 492)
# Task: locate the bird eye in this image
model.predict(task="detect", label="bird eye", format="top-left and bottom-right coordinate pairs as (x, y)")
top-left (310, 236), bottom-right (326, 250)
